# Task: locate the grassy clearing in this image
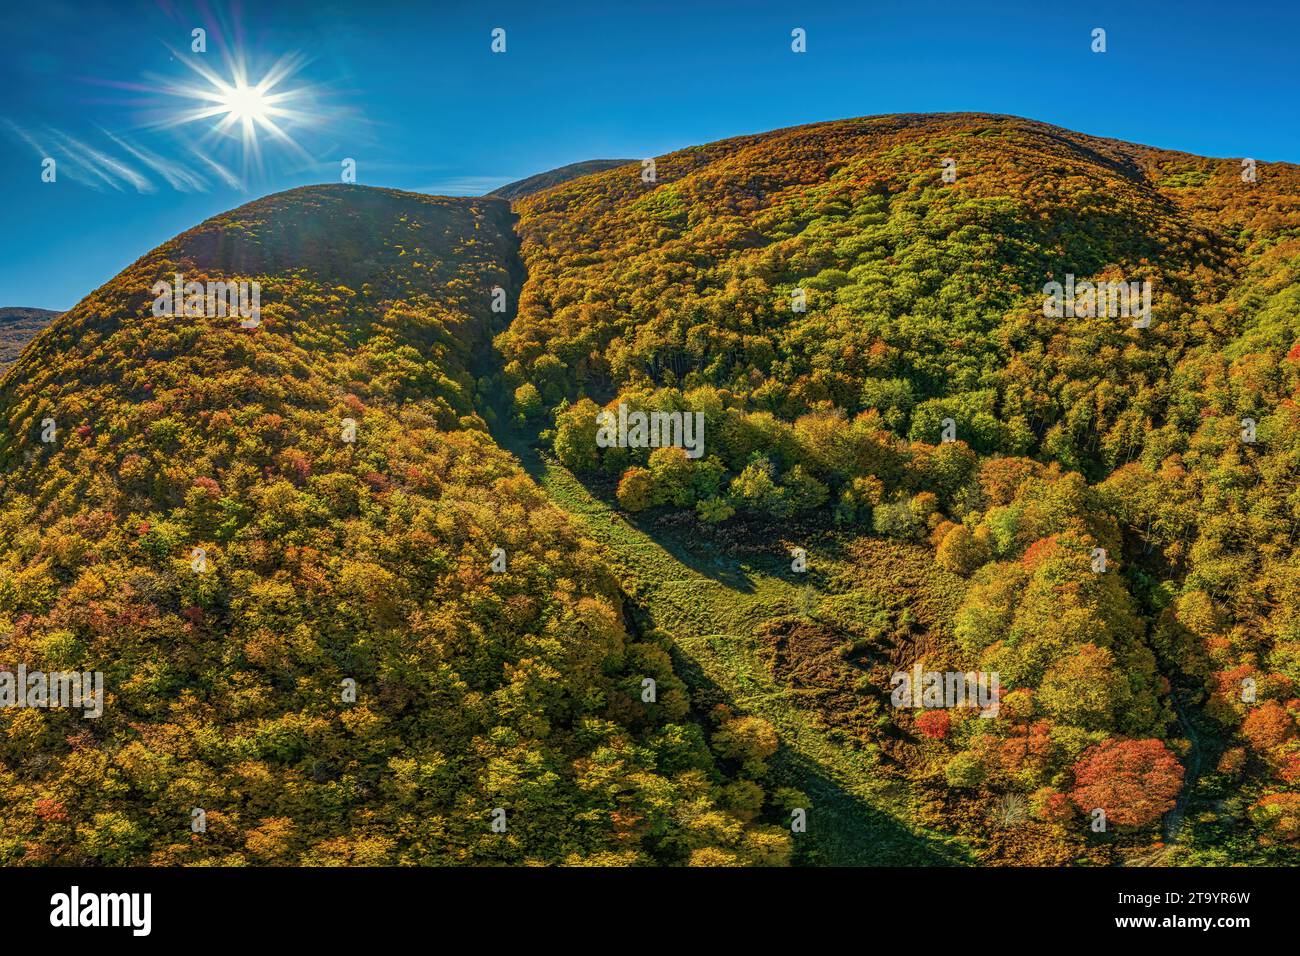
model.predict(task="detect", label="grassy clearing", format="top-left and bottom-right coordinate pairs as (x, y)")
top-left (510, 436), bottom-right (975, 865)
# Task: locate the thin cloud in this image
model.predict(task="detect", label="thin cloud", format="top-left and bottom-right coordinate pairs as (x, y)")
top-left (103, 130), bottom-right (209, 192)
top-left (49, 129), bottom-right (154, 193)
top-left (412, 176), bottom-right (511, 196)
top-left (3, 119), bottom-right (249, 194)
top-left (187, 147), bottom-right (245, 191)
top-left (4, 121), bottom-right (103, 190)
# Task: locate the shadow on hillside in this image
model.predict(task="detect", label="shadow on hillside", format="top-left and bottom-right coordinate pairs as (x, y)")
top-left (664, 615), bottom-right (971, 867)
top-left (495, 421), bottom-right (971, 865)
top-left (623, 511), bottom-right (759, 594)
top-left (467, 216), bottom-right (964, 865)
top-left (775, 747), bottom-right (967, 866)
top-left (498, 427), bottom-right (762, 593)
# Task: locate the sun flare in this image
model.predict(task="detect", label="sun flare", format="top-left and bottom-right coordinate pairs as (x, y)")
top-left (152, 48), bottom-right (323, 175)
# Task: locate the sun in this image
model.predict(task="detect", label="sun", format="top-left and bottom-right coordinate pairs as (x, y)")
top-left (217, 82), bottom-right (273, 125)
top-left (152, 48), bottom-right (323, 176)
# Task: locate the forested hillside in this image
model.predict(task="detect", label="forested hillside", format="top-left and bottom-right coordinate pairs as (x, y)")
top-left (0, 185), bottom-right (790, 865)
top-left (4, 112), bottom-right (1298, 867)
top-left (499, 113), bottom-right (1300, 863)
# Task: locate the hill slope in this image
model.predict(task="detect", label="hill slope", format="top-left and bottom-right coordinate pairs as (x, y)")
top-left (0, 184), bottom-right (790, 866)
top-left (498, 112), bottom-right (1300, 863)
top-left (5, 113), bottom-right (1299, 866)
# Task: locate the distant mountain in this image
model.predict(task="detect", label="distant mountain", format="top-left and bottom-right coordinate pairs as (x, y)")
top-left (488, 159), bottom-right (636, 201)
top-left (0, 307), bottom-right (59, 368)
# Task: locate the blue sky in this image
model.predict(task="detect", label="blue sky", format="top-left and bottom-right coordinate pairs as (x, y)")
top-left (3, 0), bottom-right (1297, 310)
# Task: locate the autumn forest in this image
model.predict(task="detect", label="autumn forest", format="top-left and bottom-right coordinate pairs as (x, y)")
top-left (3, 112), bottom-right (1299, 867)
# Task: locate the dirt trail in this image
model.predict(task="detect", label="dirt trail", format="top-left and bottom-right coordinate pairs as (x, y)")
top-left (1164, 694), bottom-right (1211, 844)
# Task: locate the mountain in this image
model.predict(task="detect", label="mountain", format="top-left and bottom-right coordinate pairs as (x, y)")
top-left (0, 184), bottom-right (789, 866)
top-left (0, 308), bottom-right (60, 369)
top-left (502, 111), bottom-right (1297, 424)
top-left (499, 112), bottom-right (1300, 863)
top-left (4, 112), bottom-right (1300, 867)
top-left (489, 159), bottom-right (636, 201)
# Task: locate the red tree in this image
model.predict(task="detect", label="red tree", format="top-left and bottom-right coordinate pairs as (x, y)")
top-left (1070, 738), bottom-right (1183, 827)
top-left (1242, 701), bottom-right (1297, 751)
top-left (915, 709), bottom-right (951, 739)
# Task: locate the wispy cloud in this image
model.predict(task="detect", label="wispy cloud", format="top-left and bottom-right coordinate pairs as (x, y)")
top-left (187, 148), bottom-right (244, 191)
top-left (49, 129), bottom-right (154, 192)
top-left (5, 121), bottom-right (104, 190)
top-left (103, 130), bottom-right (208, 192)
top-left (411, 176), bottom-right (512, 196)
top-left (4, 119), bottom-right (247, 194)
